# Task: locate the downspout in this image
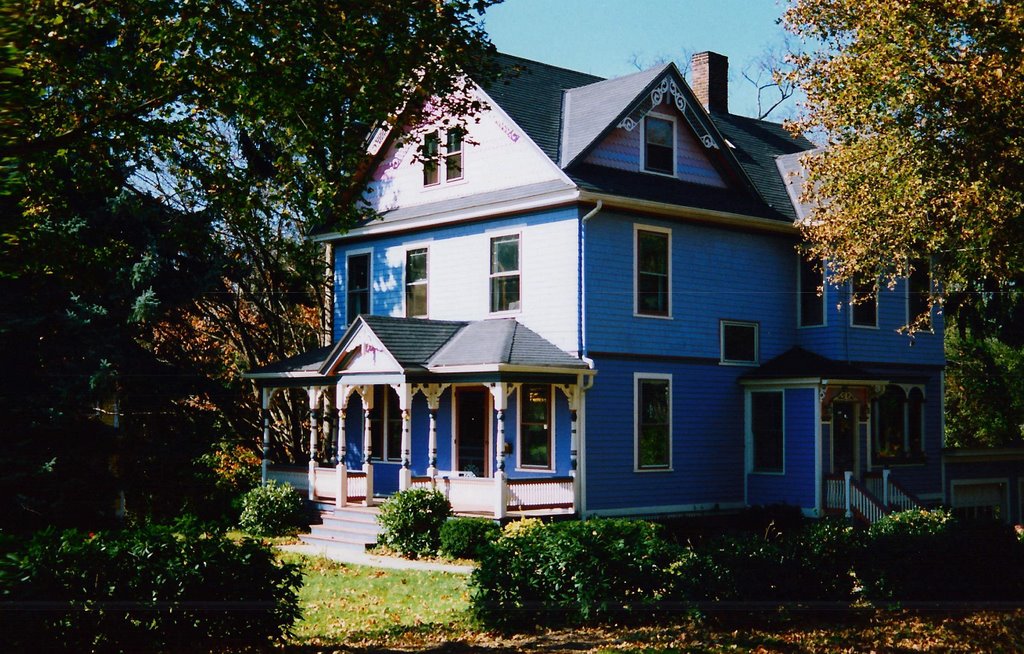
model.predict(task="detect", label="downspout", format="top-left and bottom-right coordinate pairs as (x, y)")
top-left (578, 200), bottom-right (603, 359)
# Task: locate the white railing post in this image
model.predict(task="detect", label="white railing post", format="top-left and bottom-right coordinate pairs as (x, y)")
top-left (362, 391), bottom-right (374, 506)
top-left (308, 388), bottom-right (319, 501)
top-left (491, 383), bottom-right (508, 520)
top-left (844, 470), bottom-right (853, 518)
top-left (882, 467), bottom-right (891, 508)
top-left (395, 383), bottom-right (412, 492)
top-left (335, 404), bottom-right (347, 509)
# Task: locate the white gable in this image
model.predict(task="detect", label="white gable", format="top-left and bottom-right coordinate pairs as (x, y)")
top-left (333, 322), bottom-right (402, 374)
top-left (363, 85), bottom-right (571, 213)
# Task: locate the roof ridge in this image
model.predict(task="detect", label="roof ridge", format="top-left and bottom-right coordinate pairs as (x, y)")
top-left (493, 51), bottom-right (605, 83)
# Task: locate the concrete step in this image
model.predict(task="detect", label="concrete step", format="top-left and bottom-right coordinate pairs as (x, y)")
top-left (300, 533), bottom-right (373, 553)
top-left (309, 523), bottom-right (379, 542)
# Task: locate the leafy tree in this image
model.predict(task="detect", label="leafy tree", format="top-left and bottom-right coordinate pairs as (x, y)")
top-left (783, 0), bottom-right (1023, 305)
top-left (1, 0), bottom-right (497, 530)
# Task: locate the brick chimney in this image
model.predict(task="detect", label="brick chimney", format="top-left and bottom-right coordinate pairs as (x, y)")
top-left (691, 51), bottom-right (729, 114)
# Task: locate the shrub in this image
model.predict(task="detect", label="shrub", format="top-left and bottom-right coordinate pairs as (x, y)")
top-left (376, 488), bottom-right (451, 558)
top-left (472, 518), bottom-right (680, 628)
top-left (502, 516), bottom-right (545, 538)
top-left (439, 517), bottom-right (500, 560)
top-left (868, 508), bottom-right (956, 538)
top-left (238, 480), bottom-right (306, 537)
top-left (0, 518), bottom-right (302, 653)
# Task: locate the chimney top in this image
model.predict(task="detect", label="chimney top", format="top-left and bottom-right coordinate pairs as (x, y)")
top-left (690, 51), bottom-right (729, 114)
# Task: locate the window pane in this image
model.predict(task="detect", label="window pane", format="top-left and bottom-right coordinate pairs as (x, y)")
top-left (405, 248), bottom-right (427, 318)
top-left (852, 275), bottom-right (877, 326)
top-left (644, 117), bottom-right (674, 174)
top-left (445, 151), bottom-right (463, 181)
top-left (638, 379), bottom-right (670, 469)
top-left (638, 232), bottom-right (668, 274)
top-left (490, 276), bottom-right (520, 312)
top-left (446, 129), bottom-right (463, 153)
top-left (406, 284), bottom-right (427, 318)
top-left (490, 235), bottom-right (519, 273)
top-left (751, 391), bottom-right (783, 472)
top-left (723, 322), bottom-right (757, 363)
top-left (875, 386), bottom-right (905, 458)
top-left (406, 249), bottom-right (427, 283)
top-left (347, 254), bottom-right (370, 324)
top-left (423, 131), bottom-right (439, 186)
top-left (799, 258), bottom-right (824, 327)
top-left (520, 384), bottom-right (550, 468)
top-left (386, 389), bottom-right (402, 462)
top-left (909, 261), bottom-right (931, 328)
top-left (637, 230), bottom-right (669, 316)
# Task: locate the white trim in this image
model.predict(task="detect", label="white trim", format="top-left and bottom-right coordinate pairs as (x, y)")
top-left (420, 127), bottom-right (467, 189)
top-left (720, 319), bottom-right (759, 366)
top-left (633, 372), bottom-right (673, 472)
top-left (814, 383), bottom-right (823, 515)
top-left (641, 112), bottom-right (678, 178)
top-left (747, 388), bottom-right (786, 475)
top-left (344, 248), bottom-right (373, 327)
top-left (579, 384), bottom-right (588, 514)
top-left (427, 363), bottom-right (594, 375)
top-left (488, 231), bottom-right (523, 315)
top-left (585, 500), bottom-right (746, 518)
top-left (403, 244), bottom-right (430, 319)
top-left (741, 377), bottom-right (822, 387)
top-left (633, 223), bottom-right (673, 319)
top-left (797, 256), bottom-right (826, 329)
top-left (515, 383), bottom-right (555, 472)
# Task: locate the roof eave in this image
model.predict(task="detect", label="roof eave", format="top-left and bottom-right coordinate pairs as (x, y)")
top-left (578, 190), bottom-right (797, 234)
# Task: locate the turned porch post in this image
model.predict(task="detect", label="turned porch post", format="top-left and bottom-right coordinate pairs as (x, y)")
top-left (335, 383), bottom-right (349, 509)
top-left (416, 384), bottom-right (448, 479)
top-left (260, 387), bottom-right (274, 486)
top-left (393, 383), bottom-right (413, 491)
top-left (307, 388), bottom-right (320, 501)
top-left (361, 388), bottom-right (374, 505)
top-left (489, 383), bottom-right (509, 519)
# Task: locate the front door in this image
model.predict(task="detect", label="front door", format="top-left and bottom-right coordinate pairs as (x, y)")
top-left (832, 401), bottom-right (858, 475)
top-left (455, 387), bottom-right (489, 477)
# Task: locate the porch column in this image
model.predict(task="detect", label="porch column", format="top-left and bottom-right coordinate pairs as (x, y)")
top-left (416, 384), bottom-right (448, 479)
top-left (260, 387), bottom-right (274, 485)
top-left (882, 467), bottom-right (891, 507)
top-left (361, 388), bottom-right (374, 505)
top-left (393, 383), bottom-right (413, 491)
top-left (557, 382), bottom-right (584, 512)
top-left (490, 383), bottom-right (509, 519)
top-left (844, 470), bottom-right (853, 518)
top-left (335, 383), bottom-right (349, 509)
top-left (307, 388), bottom-right (320, 501)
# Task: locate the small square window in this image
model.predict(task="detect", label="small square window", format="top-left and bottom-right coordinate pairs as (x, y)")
top-left (721, 321), bottom-right (758, 365)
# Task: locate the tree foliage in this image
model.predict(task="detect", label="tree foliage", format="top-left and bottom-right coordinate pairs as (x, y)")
top-left (784, 0), bottom-right (1024, 298)
top-left (1, 0), bottom-right (497, 529)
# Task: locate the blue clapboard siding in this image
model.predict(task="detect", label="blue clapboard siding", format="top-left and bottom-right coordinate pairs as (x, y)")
top-left (585, 210), bottom-right (798, 361)
top-left (747, 388), bottom-right (817, 511)
top-left (944, 457), bottom-right (1024, 524)
top-left (584, 356), bottom-right (746, 512)
top-left (797, 277), bottom-right (944, 366)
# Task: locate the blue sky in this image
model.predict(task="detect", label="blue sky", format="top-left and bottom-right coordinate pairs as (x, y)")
top-left (481, 0), bottom-right (798, 120)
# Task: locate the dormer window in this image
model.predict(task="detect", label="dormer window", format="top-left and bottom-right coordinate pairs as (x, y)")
top-left (422, 128), bottom-right (464, 186)
top-left (643, 115), bottom-right (675, 176)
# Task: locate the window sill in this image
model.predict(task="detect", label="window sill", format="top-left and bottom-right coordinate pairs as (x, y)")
top-left (634, 312), bottom-right (673, 320)
top-left (634, 466), bottom-right (673, 473)
top-left (720, 360), bottom-right (758, 367)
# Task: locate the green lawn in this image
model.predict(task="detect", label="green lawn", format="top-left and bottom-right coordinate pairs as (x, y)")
top-left (280, 552), bottom-right (474, 648)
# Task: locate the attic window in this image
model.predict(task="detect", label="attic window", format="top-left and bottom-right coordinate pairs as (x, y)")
top-left (423, 129), bottom-right (464, 186)
top-left (643, 115), bottom-right (675, 176)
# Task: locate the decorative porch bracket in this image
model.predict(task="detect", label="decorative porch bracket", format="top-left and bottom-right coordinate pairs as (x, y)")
top-left (413, 383), bottom-right (449, 479)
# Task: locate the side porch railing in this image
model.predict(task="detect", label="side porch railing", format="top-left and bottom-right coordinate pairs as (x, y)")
top-left (824, 469), bottom-right (925, 525)
top-left (267, 465), bottom-right (366, 504)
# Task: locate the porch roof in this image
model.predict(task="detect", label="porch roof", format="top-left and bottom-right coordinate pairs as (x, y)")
top-left (740, 347), bottom-right (884, 383)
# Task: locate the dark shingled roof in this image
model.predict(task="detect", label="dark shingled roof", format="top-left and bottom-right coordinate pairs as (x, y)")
top-left (709, 112), bottom-right (815, 222)
top-left (741, 347), bottom-right (883, 381)
top-left (485, 53), bottom-right (603, 163)
top-left (357, 315), bottom-right (467, 368)
top-left (429, 318), bottom-right (589, 369)
top-left (247, 345), bottom-right (333, 376)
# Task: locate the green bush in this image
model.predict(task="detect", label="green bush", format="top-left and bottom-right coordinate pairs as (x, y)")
top-left (439, 517), bottom-right (500, 560)
top-left (376, 488), bottom-right (451, 558)
top-left (868, 508), bottom-right (956, 538)
top-left (0, 518), bottom-right (302, 653)
top-left (238, 480), bottom-right (306, 537)
top-left (472, 518), bottom-right (680, 628)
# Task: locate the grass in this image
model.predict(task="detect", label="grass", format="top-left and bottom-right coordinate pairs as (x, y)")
top-left (275, 549), bottom-right (1024, 652)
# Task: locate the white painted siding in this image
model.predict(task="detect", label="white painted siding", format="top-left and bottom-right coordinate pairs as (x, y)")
top-left (364, 87), bottom-right (568, 213)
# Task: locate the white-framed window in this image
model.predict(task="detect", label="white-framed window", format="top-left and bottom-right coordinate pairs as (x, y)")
top-left (422, 128), bottom-right (464, 186)
top-left (369, 386), bottom-right (402, 463)
top-left (518, 384), bottom-right (552, 470)
top-left (405, 247), bottom-right (428, 318)
top-left (850, 274), bottom-right (878, 328)
top-left (635, 225), bottom-right (671, 318)
top-left (873, 384), bottom-right (926, 464)
top-left (907, 260), bottom-right (932, 330)
top-left (642, 114), bottom-right (675, 176)
top-left (489, 234), bottom-right (520, 313)
top-left (635, 374), bottom-right (672, 471)
top-left (346, 251), bottom-right (371, 325)
top-left (798, 257), bottom-right (825, 327)
top-left (720, 320), bottom-right (758, 365)
top-left (951, 479), bottom-right (1009, 523)
top-left (749, 390), bottom-right (785, 473)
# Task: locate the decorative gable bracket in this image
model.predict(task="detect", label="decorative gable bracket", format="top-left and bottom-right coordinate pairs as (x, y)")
top-left (616, 77), bottom-right (719, 150)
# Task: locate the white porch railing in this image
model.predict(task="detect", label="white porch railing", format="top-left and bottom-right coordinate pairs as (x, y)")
top-left (886, 476), bottom-right (923, 511)
top-left (824, 474), bottom-right (846, 512)
top-left (267, 466), bottom-right (307, 491)
top-left (848, 477), bottom-right (889, 524)
top-left (507, 477), bottom-right (574, 510)
top-left (436, 476), bottom-right (496, 514)
top-left (267, 465), bottom-right (366, 502)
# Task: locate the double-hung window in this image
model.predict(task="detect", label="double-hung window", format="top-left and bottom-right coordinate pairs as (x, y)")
top-left (851, 274), bottom-right (878, 327)
top-left (369, 386), bottom-right (402, 463)
top-left (346, 253), bottom-right (370, 325)
top-left (643, 115), bottom-right (675, 175)
top-left (750, 391), bottom-right (784, 473)
top-left (405, 248), bottom-right (428, 318)
top-left (908, 260), bottom-right (931, 329)
top-left (635, 375), bottom-right (671, 470)
top-left (519, 384), bottom-right (552, 469)
top-left (721, 320), bottom-right (758, 365)
top-left (798, 257), bottom-right (825, 327)
top-left (423, 129), bottom-right (464, 186)
top-left (489, 234), bottom-right (520, 313)
top-left (636, 227), bottom-right (670, 317)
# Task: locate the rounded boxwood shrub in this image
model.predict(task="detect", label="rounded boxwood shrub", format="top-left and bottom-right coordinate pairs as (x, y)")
top-left (439, 517), bottom-right (500, 560)
top-left (0, 518), bottom-right (302, 652)
top-left (472, 518), bottom-right (680, 628)
top-left (238, 480), bottom-right (306, 537)
top-left (377, 488), bottom-right (451, 558)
